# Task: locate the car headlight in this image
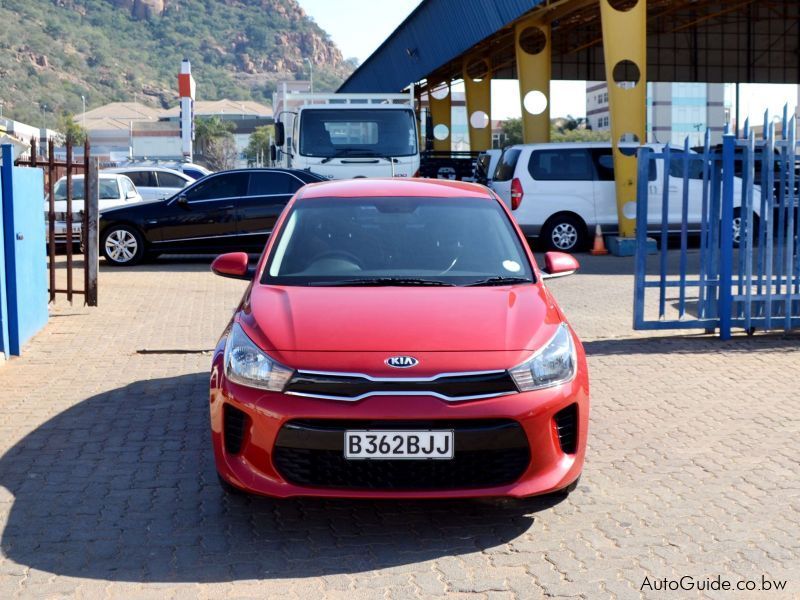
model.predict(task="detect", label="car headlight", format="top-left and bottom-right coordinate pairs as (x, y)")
top-left (509, 323), bottom-right (576, 391)
top-left (224, 322), bottom-right (294, 391)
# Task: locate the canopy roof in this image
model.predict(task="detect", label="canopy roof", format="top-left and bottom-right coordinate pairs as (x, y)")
top-left (340, 0), bottom-right (800, 93)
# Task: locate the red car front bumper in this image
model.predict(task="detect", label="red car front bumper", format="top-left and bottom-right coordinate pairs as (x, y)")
top-left (209, 355), bottom-right (589, 499)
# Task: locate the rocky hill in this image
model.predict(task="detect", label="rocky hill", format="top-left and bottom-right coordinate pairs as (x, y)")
top-left (0, 0), bottom-right (355, 126)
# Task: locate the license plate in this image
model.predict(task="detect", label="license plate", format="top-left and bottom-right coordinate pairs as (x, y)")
top-left (54, 223), bottom-right (81, 234)
top-left (344, 430), bottom-right (454, 460)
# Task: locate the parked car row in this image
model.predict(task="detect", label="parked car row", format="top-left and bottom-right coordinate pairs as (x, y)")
top-left (47, 141), bottom-right (740, 264)
top-left (46, 173), bottom-right (143, 243)
top-left (46, 165), bottom-right (201, 243)
top-left (99, 168), bottom-right (325, 265)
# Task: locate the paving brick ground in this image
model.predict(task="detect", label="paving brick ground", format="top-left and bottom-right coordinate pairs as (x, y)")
top-left (0, 253), bottom-right (797, 599)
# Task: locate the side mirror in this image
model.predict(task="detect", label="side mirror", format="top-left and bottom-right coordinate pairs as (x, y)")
top-left (542, 251), bottom-right (579, 279)
top-left (176, 194), bottom-right (189, 208)
top-left (274, 122), bottom-right (285, 146)
top-left (211, 252), bottom-right (252, 280)
top-left (126, 190), bottom-right (138, 200)
top-left (269, 144), bottom-right (277, 162)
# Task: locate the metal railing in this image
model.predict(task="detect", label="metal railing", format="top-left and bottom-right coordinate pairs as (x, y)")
top-left (634, 110), bottom-right (800, 338)
top-left (15, 138), bottom-right (98, 305)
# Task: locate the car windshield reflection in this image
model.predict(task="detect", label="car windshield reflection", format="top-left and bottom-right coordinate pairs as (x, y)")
top-left (263, 196), bottom-right (535, 287)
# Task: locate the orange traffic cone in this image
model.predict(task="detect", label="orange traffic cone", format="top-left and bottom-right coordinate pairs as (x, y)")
top-left (590, 224), bottom-right (608, 255)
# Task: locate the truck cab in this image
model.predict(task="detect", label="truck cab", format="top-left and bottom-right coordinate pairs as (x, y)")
top-left (273, 91), bottom-right (420, 180)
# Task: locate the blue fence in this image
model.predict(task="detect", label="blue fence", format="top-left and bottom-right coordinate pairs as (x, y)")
top-left (1, 144), bottom-right (49, 358)
top-left (634, 110), bottom-right (800, 339)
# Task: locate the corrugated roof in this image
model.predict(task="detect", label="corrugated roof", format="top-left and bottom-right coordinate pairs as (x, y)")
top-left (83, 117), bottom-right (141, 132)
top-left (80, 102), bottom-right (162, 122)
top-left (339, 0), bottom-right (544, 93)
top-left (159, 99), bottom-right (273, 118)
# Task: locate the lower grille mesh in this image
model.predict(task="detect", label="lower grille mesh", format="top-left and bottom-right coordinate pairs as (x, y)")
top-left (273, 419), bottom-right (530, 490)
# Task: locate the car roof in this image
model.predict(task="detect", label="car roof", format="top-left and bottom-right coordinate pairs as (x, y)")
top-left (204, 168), bottom-right (325, 181)
top-left (56, 173), bottom-right (128, 181)
top-left (105, 166), bottom-right (188, 175)
top-left (502, 142), bottom-right (673, 150)
top-left (299, 177), bottom-right (493, 199)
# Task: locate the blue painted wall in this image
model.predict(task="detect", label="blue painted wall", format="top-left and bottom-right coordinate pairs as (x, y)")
top-left (0, 167), bottom-right (8, 357)
top-left (1, 144), bottom-right (49, 357)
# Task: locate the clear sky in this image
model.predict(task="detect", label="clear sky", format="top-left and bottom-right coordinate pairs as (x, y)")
top-left (297, 0), bottom-right (798, 123)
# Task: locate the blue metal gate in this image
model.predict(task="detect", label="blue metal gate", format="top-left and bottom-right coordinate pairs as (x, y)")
top-left (634, 110), bottom-right (800, 339)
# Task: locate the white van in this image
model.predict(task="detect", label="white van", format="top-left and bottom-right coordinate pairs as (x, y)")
top-left (491, 142), bottom-right (748, 251)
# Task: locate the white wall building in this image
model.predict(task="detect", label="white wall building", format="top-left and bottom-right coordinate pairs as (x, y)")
top-left (586, 82), bottom-right (728, 146)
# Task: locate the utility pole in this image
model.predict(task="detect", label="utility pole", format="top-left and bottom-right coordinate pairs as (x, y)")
top-left (305, 58), bottom-right (313, 93)
top-left (81, 95), bottom-right (86, 130)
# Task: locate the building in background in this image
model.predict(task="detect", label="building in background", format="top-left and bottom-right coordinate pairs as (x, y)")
top-left (0, 117), bottom-right (58, 159)
top-left (77, 99), bottom-right (273, 167)
top-left (586, 82), bottom-right (728, 146)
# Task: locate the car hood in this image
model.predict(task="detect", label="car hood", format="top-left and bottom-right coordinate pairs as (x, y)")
top-left (49, 198), bottom-right (133, 214)
top-left (239, 284), bottom-right (561, 354)
top-left (99, 198), bottom-right (164, 215)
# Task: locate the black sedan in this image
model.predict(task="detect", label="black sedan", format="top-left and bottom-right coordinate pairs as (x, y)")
top-left (99, 168), bottom-right (326, 266)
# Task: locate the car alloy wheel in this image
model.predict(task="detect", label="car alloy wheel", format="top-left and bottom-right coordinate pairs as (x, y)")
top-left (105, 229), bottom-right (138, 263)
top-left (102, 226), bottom-right (145, 266)
top-left (551, 222), bottom-right (578, 251)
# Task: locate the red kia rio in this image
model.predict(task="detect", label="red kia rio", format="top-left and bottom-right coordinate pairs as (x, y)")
top-left (209, 178), bottom-right (588, 499)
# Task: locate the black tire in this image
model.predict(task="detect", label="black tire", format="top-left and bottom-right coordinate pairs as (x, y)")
top-left (732, 208), bottom-right (759, 248)
top-left (541, 215), bottom-right (588, 252)
top-left (101, 224), bottom-right (145, 266)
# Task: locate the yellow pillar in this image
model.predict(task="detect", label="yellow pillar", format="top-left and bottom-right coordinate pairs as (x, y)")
top-left (428, 82), bottom-right (452, 152)
top-left (462, 57), bottom-right (492, 151)
top-left (515, 18), bottom-right (550, 143)
top-left (600, 0), bottom-right (647, 238)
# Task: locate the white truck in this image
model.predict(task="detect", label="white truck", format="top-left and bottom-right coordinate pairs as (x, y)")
top-left (271, 87), bottom-right (420, 179)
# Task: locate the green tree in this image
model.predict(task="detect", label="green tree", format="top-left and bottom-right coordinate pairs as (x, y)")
top-left (550, 127), bottom-right (611, 142)
top-left (243, 125), bottom-right (274, 166)
top-left (56, 113), bottom-right (87, 145)
top-left (194, 116), bottom-right (235, 159)
top-left (204, 137), bottom-right (238, 171)
top-left (501, 117), bottom-right (523, 147)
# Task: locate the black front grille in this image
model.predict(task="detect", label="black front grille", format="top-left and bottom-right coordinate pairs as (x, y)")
top-left (284, 371), bottom-right (518, 400)
top-left (273, 419), bottom-right (530, 490)
top-left (223, 404), bottom-right (249, 454)
top-left (554, 404), bottom-right (578, 454)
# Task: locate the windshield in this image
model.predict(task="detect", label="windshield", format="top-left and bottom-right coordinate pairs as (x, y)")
top-left (262, 196), bottom-right (534, 287)
top-left (493, 148), bottom-right (521, 182)
top-left (54, 179), bottom-right (120, 201)
top-left (299, 108), bottom-right (417, 158)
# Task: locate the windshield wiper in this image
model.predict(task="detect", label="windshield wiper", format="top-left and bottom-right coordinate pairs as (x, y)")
top-left (320, 148), bottom-right (375, 163)
top-left (465, 276), bottom-right (533, 287)
top-left (308, 277), bottom-right (455, 287)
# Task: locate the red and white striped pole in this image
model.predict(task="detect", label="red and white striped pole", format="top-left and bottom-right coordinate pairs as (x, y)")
top-left (178, 59), bottom-right (196, 162)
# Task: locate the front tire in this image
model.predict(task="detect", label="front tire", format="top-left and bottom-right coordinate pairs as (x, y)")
top-left (542, 215), bottom-right (588, 252)
top-left (102, 225), bottom-right (145, 266)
